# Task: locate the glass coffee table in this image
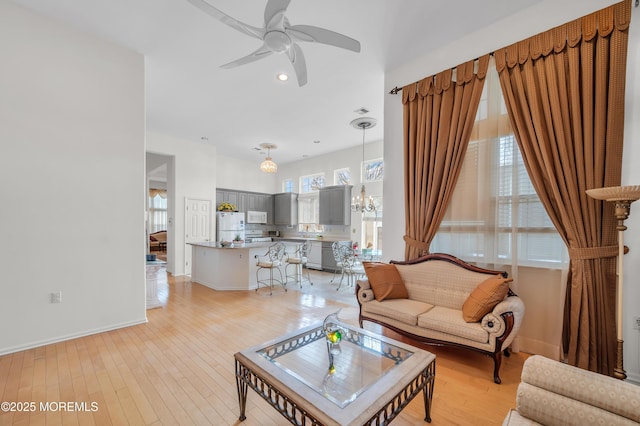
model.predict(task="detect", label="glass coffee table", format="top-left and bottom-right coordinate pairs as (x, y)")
top-left (234, 317), bottom-right (436, 425)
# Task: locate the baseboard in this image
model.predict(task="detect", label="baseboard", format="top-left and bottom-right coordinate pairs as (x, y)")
top-left (0, 317), bottom-right (148, 357)
top-left (625, 371), bottom-right (640, 385)
top-left (516, 336), bottom-right (562, 360)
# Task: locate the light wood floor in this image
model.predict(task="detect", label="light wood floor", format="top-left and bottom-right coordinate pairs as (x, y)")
top-left (0, 267), bottom-right (526, 425)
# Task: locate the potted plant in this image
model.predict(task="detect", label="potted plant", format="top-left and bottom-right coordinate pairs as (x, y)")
top-left (218, 202), bottom-right (237, 212)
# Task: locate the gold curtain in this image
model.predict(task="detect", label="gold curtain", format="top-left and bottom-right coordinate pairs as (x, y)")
top-left (495, 0), bottom-right (631, 375)
top-left (149, 189), bottom-right (167, 198)
top-left (402, 56), bottom-right (490, 260)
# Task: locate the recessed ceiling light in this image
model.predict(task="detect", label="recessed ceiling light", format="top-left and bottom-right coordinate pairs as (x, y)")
top-left (277, 73), bottom-right (289, 81)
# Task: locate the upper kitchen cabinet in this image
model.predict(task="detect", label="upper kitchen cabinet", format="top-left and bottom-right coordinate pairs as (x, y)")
top-left (216, 189), bottom-right (274, 223)
top-left (274, 192), bottom-right (298, 226)
top-left (216, 189), bottom-right (239, 209)
top-left (251, 193), bottom-right (274, 224)
top-left (319, 185), bottom-right (352, 226)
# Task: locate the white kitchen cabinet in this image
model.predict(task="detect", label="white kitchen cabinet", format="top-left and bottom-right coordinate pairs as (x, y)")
top-left (307, 240), bottom-right (323, 270)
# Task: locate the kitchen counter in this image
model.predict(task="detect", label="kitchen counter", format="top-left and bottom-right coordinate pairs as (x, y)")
top-left (189, 241), bottom-right (274, 249)
top-left (274, 236), bottom-right (351, 243)
top-left (189, 242), bottom-right (279, 291)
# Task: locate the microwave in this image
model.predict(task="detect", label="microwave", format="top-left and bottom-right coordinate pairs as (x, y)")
top-left (246, 211), bottom-right (268, 224)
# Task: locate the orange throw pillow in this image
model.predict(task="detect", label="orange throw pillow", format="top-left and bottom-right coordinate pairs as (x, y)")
top-left (462, 274), bottom-right (513, 322)
top-left (363, 262), bottom-right (408, 302)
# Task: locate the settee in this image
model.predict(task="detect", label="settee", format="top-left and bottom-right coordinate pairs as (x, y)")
top-left (149, 230), bottom-right (167, 251)
top-left (356, 253), bottom-right (525, 384)
top-left (503, 355), bottom-right (640, 425)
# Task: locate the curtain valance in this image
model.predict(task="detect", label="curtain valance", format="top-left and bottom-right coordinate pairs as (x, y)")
top-left (149, 189), bottom-right (167, 198)
top-left (402, 55), bottom-right (490, 104)
top-left (495, 0), bottom-right (630, 72)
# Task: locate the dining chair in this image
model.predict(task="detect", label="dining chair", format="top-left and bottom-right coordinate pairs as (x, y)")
top-left (337, 249), bottom-right (365, 291)
top-left (330, 241), bottom-right (351, 285)
top-left (285, 241), bottom-right (313, 288)
top-left (255, 242), bottom-right (286, 295)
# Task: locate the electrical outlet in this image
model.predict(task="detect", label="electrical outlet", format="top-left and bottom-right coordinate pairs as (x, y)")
top-left (50, 291), bottom-right (62, 304)
top-left (634, 316), bottom-right (640, 330)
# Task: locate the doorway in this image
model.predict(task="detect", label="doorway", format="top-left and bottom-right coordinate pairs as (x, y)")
top-left (184, 198), bottom-right (212, 275)
top-left (146, 152), bottom-right (173, 308)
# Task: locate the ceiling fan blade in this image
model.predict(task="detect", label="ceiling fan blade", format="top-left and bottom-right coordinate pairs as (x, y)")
top-left (220, 44), bottom-right (274, 69)
top-left (286, 25), bottom-right (361, 53)
top-left (187, 0), bottom-right (264, 39)
top-left (287, 43), bottom-right (307, 87)
top-left (264, 0), bottom-right (290, 29)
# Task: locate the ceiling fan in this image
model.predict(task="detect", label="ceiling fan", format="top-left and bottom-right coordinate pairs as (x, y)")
top-left (186, 0), bottom-right (361, 86)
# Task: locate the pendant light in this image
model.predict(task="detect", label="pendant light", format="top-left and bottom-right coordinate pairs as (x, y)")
top-left (350, 117), bottom-right (376, 213)
top-left (259, 143), bottom-right (278, 173)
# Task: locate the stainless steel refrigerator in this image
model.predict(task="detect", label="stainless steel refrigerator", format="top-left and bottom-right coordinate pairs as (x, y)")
top-left (216, 212), bottom-right (245, 243)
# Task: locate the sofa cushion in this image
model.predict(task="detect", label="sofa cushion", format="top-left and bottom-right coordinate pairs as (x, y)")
top-left (363, 299), bottom-right (433, 326)
top-left (462, 274), bottom-right (512, 322)
top-left (363, 262), bottom-right (409, 301)
top-left (418, 306), bottom-right (489, 343)
top-left (519, 355), bottom-right (640, 424)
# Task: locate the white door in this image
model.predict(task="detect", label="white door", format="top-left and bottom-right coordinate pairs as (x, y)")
top-left (185, 198), bottom-right (211, 275)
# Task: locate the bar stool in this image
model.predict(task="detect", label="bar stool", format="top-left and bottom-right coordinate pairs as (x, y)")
top-left (285, 241), bottom-right (313, 287)
top-left (255, 242), bottom-right (286, 295)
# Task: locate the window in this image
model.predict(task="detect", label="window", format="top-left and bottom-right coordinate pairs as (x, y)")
top-left (300, 173), bottom-right (325, 193)
top-left (297, 193), bottom-right (323, 233)
top-left (431, 63), bottom-right (566, 268)
top-left (334, 168), bottom-right (351, 185)
top-left (282, 179), bottom-right (294, 193)
top-left (148, 189), bottom-right (167, 233)
top-left (361, 195), bottom-right (383, 253)
top-left (363, 159), bottom-right (384, 182)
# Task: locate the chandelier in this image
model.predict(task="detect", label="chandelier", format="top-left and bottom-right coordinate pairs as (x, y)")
top-left (350, 117), bottom-right (377, 213)
top-left (259, 143), bottom-right (278, 173)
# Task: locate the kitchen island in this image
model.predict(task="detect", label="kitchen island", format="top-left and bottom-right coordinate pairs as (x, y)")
top-left (189, 238), bottom-right (352, 291)
top-left (189, 242), bottom-right (276, 291)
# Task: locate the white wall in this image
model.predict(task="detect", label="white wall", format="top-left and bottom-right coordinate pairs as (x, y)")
top-left (216, 155), bottom-right (278, 193)
top-left (621, 4), bottom-right (640, 383)
top-left (383, 0), bottom-right (640, 381)
top-left (0, 1), bottom-right (146, 355)
top-left (276, 140), bottom-right (384, 242)
top-left (147, 133), bottom-right (217, 276)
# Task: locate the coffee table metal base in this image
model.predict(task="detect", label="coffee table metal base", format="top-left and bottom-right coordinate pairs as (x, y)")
top-left (235, 357), bottom-right (435, 425)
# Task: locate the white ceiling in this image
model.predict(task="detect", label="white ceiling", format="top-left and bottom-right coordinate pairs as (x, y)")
top-left (10, 0), bottom-right (608, 165)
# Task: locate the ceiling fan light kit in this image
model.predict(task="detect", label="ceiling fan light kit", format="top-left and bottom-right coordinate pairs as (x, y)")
top-left (187, 0), bottom-right (361, 86)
